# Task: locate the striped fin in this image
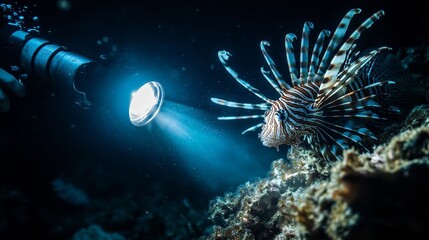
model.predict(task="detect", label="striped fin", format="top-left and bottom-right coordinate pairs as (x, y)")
top-left (323, 80), bottom-right (394, 109)
top-left (260, 41), bottom-right (291, 90)
top-left (313, 128), bottom-right (340, 163)
top-left (317, 122), bottom-right (372, 152)
top-left (218, 51), bottom-right (272, 103)
top-left (218, 114), bottom-right (264, 120)
top-left (242, 123), bottom-right (264, 134)
top-left (260, 67), bottom-right (284, 95)
top-left (313, 121), bottom-right (373, 161)
top-left (326, 94), bottom-right (384, 110)
top-left (211, 97), bottom-right (270, 110)
top-left (315, 47), bottom-right (390, 108)
top-left (327, 102), bottom-right (382, 112)
top-left (316, 111), bottom-right (386, 120)
top-left (317, 8), bottom-right (362, 77)
top-left (285, 33), bottom-right (300, 85)
top-left (314, 118), bottom-right (378, 141)
top-left (300, 21), bottom-right (314, 82)
top-left (323, 10), bottom-right (385, 83)
top-left (343, 44), bottom-right (359, 68)
top-left (308, 30), bottom-right (330, 82)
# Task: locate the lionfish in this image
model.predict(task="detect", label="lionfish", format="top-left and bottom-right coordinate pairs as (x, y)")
top-left (211, 9), bottom-right (413, 162)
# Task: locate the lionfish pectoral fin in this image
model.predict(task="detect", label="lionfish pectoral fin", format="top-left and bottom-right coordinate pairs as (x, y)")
top-left (210, 97), bottom-right (270, 110)
top-left (260, 41), bottom-right (291, 91)
top-left (218, 51), bottom-right (272, 103)
top-left (242, 123), bottom-right (264, 135)
top-left (218, 115), bottom-right (264, 120)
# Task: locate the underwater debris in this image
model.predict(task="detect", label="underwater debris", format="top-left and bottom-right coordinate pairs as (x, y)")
top-left (0, 2), bottom-right (40, 32)
top-left (396, 45), bottom-right (429, 73)
top-left (57, 0), bottom-right (72, 12)
top-left (52, 178), bottom-right (90, 207)
top-left (204, 104), bottom-right (429, 240)
top-left (71, 225), bottom-right (125, 240)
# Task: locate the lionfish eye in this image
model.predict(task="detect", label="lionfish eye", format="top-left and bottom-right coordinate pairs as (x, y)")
top-left (275, 109), bottom-right (287, 122)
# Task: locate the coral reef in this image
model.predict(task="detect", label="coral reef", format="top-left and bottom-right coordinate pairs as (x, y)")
top-left (206, 159), bottom-right (314, 240)
top-left (204, 105), bottom-right (429, 240)
top-left (296, 125), bottom-right (429, 239)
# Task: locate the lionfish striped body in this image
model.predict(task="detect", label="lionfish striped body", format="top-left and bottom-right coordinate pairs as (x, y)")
top-left (211, 9), bottom-right (393, 162)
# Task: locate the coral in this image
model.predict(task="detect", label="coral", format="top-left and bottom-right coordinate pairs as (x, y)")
top-left (206, 155), bottom-right (323, 239)
top-left (204, 104), bottom-right (429, 240)
top-left (297, 124), bottom-right (429, 239)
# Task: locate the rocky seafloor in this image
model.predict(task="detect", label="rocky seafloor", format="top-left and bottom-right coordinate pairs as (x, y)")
top-left (202, 46), bottom-right (429, 240)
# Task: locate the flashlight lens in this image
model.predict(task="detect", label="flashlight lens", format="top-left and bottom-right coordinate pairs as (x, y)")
top-left (129, 81), bottom-right (164, 126)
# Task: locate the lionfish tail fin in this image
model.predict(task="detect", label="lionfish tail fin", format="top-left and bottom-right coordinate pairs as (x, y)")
top-left (359, 51), bottom-right (429, 114)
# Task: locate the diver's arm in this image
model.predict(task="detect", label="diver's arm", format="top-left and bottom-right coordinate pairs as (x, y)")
top-left (0, 68), bottom-right (26, 112)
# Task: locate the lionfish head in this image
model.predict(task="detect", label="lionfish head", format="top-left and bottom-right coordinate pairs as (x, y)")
top-left (259, 105), bottom-right (300, 149)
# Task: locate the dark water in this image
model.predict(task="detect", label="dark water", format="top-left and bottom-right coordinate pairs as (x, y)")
top-left (0, 0), bottom-right (427, 239)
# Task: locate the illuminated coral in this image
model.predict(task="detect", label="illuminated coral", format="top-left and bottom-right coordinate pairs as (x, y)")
top-left (205, 104), bottom-right (429, 240)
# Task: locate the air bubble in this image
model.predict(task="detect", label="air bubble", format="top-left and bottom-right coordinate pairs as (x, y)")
top-left (10, 66), bottom-right (20, 71)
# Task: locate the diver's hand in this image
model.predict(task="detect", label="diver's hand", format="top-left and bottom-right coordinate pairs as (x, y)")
top-left (0, 68), bottom-right (26, 112)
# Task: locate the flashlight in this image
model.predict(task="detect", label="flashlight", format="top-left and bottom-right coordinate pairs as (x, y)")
top-left (129, 81), bottom-right (164, 126)
top-left (0, 23), bottom-right (164, 126)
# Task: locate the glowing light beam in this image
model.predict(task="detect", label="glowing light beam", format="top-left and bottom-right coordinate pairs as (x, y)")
top-left (154, 101), bottom-right (281, 190)
top-left (129, 81), bottom-right (164, 126)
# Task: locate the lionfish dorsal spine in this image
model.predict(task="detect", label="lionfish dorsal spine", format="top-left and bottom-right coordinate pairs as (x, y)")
top-left (308, 30), bottom-right (330, 82)
top-left (316, 8), bottom-right (362, 78)
top-left (285, 33), bottom-right (300, 85)
top-left (299, 21), bottom-right (314, 83)
top-left (315, 46), bottom-right (391, 109)
top-left (314, 9), bottom-right (387, 109)
top-left (322, 10), bottom-right (385, 86)
top-left (260, 41), bottom-right (291, 91)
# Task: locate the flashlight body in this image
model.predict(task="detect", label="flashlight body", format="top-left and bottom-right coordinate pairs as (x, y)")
top-left (0, 25), bottom-right (97, 94)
